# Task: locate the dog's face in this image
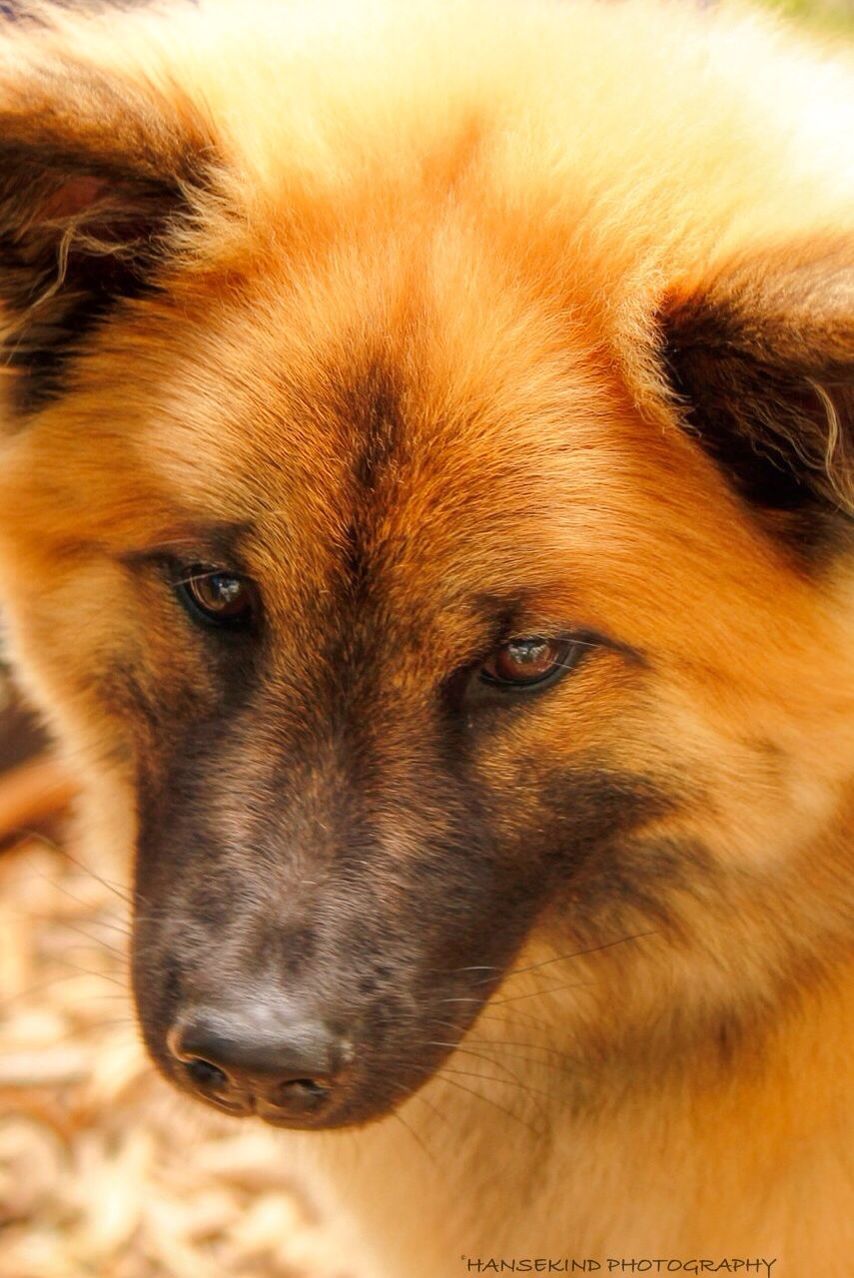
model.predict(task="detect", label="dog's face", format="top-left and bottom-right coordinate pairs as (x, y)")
top-left (0, 4), bottom-right (851, 1130)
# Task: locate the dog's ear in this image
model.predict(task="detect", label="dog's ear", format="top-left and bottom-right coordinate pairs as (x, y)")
top-left (0, 49), bottom-right (217, 412)
top-left (661, 239), bottom-right (853, 551)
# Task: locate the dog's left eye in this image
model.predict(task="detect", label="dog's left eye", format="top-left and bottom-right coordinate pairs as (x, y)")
top-left (480, 637), bottom-right (576, 689)
top-left (174, 564), bottom-right (257, 629)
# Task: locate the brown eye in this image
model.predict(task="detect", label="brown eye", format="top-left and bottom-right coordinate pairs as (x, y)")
top-left (480, 636), bottom-right (572, 689)
top-left (176, 564), bottom-right (256, 628)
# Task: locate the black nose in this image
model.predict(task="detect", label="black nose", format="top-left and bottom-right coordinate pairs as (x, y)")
top-left (168, 1003), bottom-right (346, 1120)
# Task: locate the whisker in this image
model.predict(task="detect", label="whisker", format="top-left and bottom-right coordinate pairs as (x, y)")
top-left (434, 1008), bottom-right (560, 1037)
top-left (52, 919), bottom-right (129, 960)
top-left (49, 959), bottom-right (129, 990)
top-left (55, 847), bottom-right (134, 906)
top-left (429, 1041), bottom-right (534, 1090)
top-left (477, 1008), bottom-right (564, 1032)
top-left (391, 1110), bottom-right (438, 1169)
top-left (436, 996), bottom-right (487, 1006)
top-left (0, 971), bottom-right (103, 1012)
top-left (435, 1073), bottom-right (542, 1137)
top-left (491, 979), bottom-right (594, 1006)
top-left (498, 930), bottom-right (657, 984)
top-left (455, 1033), bottom-right (578, 1060)
top-left (438, 1064), bottom-right (553, 1105)
top-left (408, 1089), bottom-right (451, 1128)
top-left (22, 869), bottom-right (132, 935)
top-left (466, 1037), bottom-right (572, 1056)
top-left (465, 1044), bottom-right (579, 1075)
top-left (427, 963), bottom-right (500, 978)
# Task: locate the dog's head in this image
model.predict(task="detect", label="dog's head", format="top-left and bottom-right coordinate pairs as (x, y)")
top-left (0, 2), bottom-right (851, 1129)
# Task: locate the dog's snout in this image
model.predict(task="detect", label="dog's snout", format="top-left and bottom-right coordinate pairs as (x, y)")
top-left (168, 1002), bottom-right (346, 1121)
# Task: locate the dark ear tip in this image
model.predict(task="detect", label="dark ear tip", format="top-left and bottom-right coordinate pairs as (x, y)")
top-left (660, 245), bottom-right (854, 550)
top-left (0, 59), bottom-right (218, 414)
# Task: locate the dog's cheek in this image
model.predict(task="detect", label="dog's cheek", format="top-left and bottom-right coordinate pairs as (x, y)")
top-left (473, 741), bottom-right (680, 918)
top-left (1, 548), bottom-right (215, 767)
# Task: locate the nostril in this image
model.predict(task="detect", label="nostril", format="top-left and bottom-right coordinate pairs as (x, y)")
top-left (167, 1026), bottom-right (232, 1091)
top-left (167, 1004), bottom-right (345, 1118)
top-left (274, 1077), bottom-right (330, 1112)
top-left (184, 1057), bottom-right (229, 1090)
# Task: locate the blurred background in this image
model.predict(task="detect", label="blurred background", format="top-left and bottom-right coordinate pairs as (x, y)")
top-left (762, 0), bottom-right (853, 35)
top-left (0, 1), bottom-right (851, 1276)
top-left (0, 673), bottom-right (353, 1278)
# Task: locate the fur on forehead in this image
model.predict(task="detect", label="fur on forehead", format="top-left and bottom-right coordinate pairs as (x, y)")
top-left (3, 0), bottom-right (851, 305)
top-left (0, 0), bottom-right (851, 550)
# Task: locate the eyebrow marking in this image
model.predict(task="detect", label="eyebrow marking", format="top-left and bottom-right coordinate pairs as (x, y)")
top-left (470, 592), bottom-right (646, 665)
top-left (119, 520), bottom-right (255, 567)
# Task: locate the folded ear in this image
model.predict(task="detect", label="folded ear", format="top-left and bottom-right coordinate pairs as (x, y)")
top-left (661, 239), bottom-right (853, 552)
top-left (0, 45), bottom-right (217, 413)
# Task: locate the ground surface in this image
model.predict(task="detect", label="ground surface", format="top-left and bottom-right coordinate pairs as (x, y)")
top-left (0, 827), bottom-right (356, 1278)
top-left (0, 672), bottom-right (356, 1278)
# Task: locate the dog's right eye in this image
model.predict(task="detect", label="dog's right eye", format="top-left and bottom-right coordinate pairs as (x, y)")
top-left (173, 564), bottom-right (257, 629)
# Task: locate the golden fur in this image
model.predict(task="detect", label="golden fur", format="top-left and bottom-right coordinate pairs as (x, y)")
top-left (0, 2), bottom-right (851, 1274)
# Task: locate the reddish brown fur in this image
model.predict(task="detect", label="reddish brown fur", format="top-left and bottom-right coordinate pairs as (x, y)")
top-left (0, 2), bottom-right (851, 1275)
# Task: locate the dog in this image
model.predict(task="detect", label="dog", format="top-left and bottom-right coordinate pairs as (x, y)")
top-left (0, 1), bottom-right (851, 1274)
